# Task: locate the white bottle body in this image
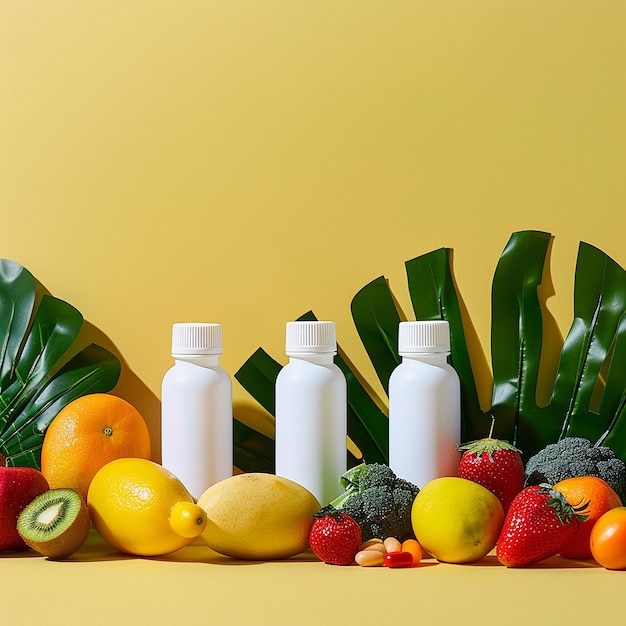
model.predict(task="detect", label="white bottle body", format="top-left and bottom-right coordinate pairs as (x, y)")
top-left (275, 354), bottom-right (347, 506)
top-left (388, 354), bottom-right (461, 488)
top-left (161, 356), bottom-right (233, 500)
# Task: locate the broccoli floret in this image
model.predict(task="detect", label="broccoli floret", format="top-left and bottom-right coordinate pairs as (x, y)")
top-left (524, 437), bottom-right (626, 503)
top-left (328, 463), bottom-right (419, 542)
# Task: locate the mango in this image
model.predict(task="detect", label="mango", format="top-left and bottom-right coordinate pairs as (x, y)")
top-left (197, 473), bottom-right (321, 560)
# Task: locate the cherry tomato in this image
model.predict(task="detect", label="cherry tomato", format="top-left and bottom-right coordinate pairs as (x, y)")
top-left (384, 551), bottom-right (414, 568)
top-left (590, 506), bottom-right (626, 570)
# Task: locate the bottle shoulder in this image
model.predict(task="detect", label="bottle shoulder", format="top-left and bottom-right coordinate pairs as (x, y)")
top-left (162, 361), bottom-right (231, 388)
top-left (276, 358), bottom-right (345, 389)
top-left (390, 358), bottom-right (459, 383)
top-left (277, 358), bottom-right (343, 375)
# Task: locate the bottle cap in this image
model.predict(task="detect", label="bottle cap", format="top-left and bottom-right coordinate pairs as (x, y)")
top-left (398, 320), bottom-right (450, 355)
top-left (171, 323), bottom-right (222, 356)
top-left (285, 321), bottom-right (337, 355)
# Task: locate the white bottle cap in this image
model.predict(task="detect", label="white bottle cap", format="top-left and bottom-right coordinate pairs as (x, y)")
top-left (398, 320), bottom-right (450, 355)
top-left (171, 323), bottom-right (222, 357)
top-left (285, 321), bottom-right (337, 355)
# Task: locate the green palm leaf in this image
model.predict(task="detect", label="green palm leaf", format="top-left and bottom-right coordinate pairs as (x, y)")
top-left (598, 314), bottom-right (626, 450)
top-left (234, 230), bottom-right (626, 472)
top-left (234, 311), bottom-right (388, 470)
top-left (552, 242), bottom-right (626, 443)
top-left (0, 259), bottom-right (121, 468)
top-left (350, 277), bottom-right (401, 395)
top-left (490, 231), bottom-right (553, 452)
top-left (232, 420), bottom-right (275, 474)
top-left (405, 247), bottom-right (484, 442)
top-left (232, 347), bottom-right (279, 472)
top-left (0, 261), bottom-right (36, 388)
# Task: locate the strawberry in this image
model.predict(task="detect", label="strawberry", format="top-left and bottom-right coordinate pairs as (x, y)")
top-left (308, 506), bottom-right (362, 565)
top-left (496, 484), bottom-right (587, 567)
top-left (457, 424), bottom-right (524, 513)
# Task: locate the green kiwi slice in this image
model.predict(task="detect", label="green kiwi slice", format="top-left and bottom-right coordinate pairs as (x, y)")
top-left (17, 488), bottom-right (90, 559)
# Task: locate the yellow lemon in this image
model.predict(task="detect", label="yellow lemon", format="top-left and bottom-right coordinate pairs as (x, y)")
top-left (87, 458), bottom-right (207, 556)
top-left (411, 476), bottom-right (504, 563)
top-left (198, 473), bottom-right (320, 560)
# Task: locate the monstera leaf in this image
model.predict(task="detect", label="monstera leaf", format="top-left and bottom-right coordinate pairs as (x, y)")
top-left (234, 311), bottom-right (388, 471)
top-left (233, 230), bottom-right (626, 472)
top-left (0, 259), bottom-right (121, 468)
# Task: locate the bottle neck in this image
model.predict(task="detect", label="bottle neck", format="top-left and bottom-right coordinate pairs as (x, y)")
top-left (401, 352), bottom-right (449, 364)
top-left (287, 352), bottom-right (335, 365)
top-left (173, 354), bottom-right (221, 367)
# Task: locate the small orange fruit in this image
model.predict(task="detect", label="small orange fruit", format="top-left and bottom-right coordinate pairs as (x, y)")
top-left (553, 475), bottom-right (622, 560)
top-left (41, 393), bottom-right (151, 500)
top-left (590, 506), bottom-right (626, 570)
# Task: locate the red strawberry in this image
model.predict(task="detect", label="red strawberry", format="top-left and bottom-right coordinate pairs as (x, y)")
top-left (457, 427), bottom-right (524, 513)
top-left (496, 484), bottom-right (587, 567)
top-left (308, 507), bottom-right (362, 565)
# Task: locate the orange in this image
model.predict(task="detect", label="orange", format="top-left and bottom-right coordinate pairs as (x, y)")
top-left (553, 476), bottom-right (622, 560)
top-left (41, 393), bottom-right (151, 500)
top-left (590, 506), bottom-right (626, 570)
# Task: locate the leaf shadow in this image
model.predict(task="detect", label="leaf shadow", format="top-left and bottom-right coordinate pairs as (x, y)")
top-left (33, 277), bottom-right (160, 455)
top-left (80, 321), bottom-right (161, 461)
top-left (536, 235), bottom-right (564, 407)
top-left (448, 248), bottom-right (492, 415)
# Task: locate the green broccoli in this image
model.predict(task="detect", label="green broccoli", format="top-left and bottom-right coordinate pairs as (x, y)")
top-left (328, 462), bottom-right (420, 542)
top-left (524, 437), bottom-right (626, 503)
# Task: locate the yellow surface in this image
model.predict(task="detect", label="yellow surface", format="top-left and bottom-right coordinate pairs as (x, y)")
top-left (1, 530), bottom-right (625, 625)
top-left (2, 1), bottom-right (626, 622)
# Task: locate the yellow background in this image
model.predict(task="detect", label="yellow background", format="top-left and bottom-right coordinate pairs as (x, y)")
top-left (2, 1), bottom-right (626, 622)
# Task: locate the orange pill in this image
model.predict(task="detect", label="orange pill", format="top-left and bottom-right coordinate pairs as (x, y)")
top-left (401, 539), bottom-right (423, 566)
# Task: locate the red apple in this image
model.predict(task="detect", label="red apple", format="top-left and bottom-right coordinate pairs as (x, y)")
top-left (0, 465), bottom-right (50, 551)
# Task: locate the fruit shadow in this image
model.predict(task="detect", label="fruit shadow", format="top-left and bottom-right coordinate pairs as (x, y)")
top-left (63, 531), bottom-right (321, 566)
top-left (520, 555), bottom-right (601, 570)
top-left (38, 530), bottom-right (141, 563)
top-left (459, 553), bottom-right (601, 569)
top-left (149, 548), bottom-right (322, 567)
top-left (0, 549), bottom-right (45, 560)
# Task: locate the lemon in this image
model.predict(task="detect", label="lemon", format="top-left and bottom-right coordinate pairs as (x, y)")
top-left (198, 473), bottom-right (320, 560)
top-left (87, 458), bottom-right (207, 556)
top-left (411, 476), bottom-right (504, 563)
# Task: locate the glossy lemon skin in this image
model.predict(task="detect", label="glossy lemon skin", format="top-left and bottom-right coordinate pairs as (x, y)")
top-left (87, 458), bottom-right (205, 556)
top-left (411, 476), bottom-right (504, 563)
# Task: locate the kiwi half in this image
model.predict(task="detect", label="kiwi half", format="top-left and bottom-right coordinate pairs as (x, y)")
top-left (17, 488), bottom-right (90, 559)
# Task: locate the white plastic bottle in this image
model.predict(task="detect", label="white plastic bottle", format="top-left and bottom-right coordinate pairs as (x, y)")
top-left (275, 320), bottom-right (347, 506)
top-left (388, 320), bottom-right (461, 489)
top-left (161, 322), bottom-right (233, 500)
